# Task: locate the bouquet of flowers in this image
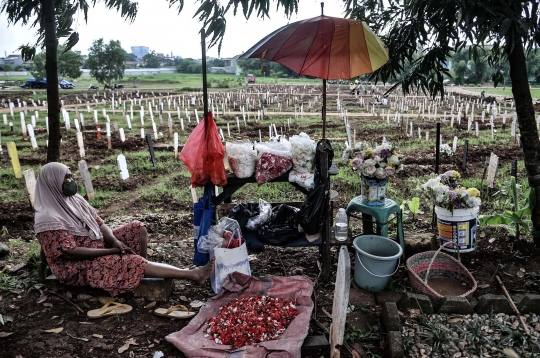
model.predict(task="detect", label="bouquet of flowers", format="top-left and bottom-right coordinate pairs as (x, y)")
top-left (350, 142), bottom-right (402, 180)
top-left (440, 143), bottom-right (455, 158)
top-left (421, 170), bottom-right (481, 211)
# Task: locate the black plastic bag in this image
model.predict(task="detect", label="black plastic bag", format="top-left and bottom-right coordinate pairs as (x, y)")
top-left (298, 139), bottom-right (333, 235)
top-left (297, 181), bottom-right (327, 235)
top-left (227, 202), bottom-right (260, 232)
top-left (258, 204), bottom-right (301, 245)
top-left (314, 139), bottom-right (334, 184)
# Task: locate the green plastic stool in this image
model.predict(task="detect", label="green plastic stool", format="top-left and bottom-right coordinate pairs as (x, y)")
top-left (346, 196), bottom-right (404, 250)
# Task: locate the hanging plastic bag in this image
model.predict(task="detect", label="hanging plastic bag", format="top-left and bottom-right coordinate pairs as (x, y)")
top-left (226, 142), bottom-right (257, 178)
top-left (180, 112), bottom-right (227, 187)
top-left (297, 181), bottom-right (327, 235)
top-left (193, 185), bottom-right (214, 265)
top-left (298, 139), bottom-right (334, 235)
top-left (255, 141), bottom-right (293, 185)
top-left (290, 132), bottom-right (316, 173)
top-left (288, 170), bottom-right (315, 190)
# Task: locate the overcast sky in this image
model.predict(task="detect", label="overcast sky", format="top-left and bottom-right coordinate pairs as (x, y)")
top-left (0, 0), bottom-right (345, 59)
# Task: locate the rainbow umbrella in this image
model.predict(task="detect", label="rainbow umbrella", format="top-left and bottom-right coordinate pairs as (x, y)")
top-left (241, 4), bottom-right (389, 138)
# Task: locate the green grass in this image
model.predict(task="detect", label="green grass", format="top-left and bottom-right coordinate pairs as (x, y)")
top-left (0, 72), bottom-right (322, 92)
top-left (0, 84), bottom-right (534, 241)
top-left (468, 87), bottom-right (540, 98)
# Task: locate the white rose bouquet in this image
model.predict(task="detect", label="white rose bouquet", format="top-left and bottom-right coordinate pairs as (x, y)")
top-left (421, 170), bottom-right (481, 211)
top-left (440, 143), bottom-right (455, 158)
top-left (350, 142), bottom-right (402, 179)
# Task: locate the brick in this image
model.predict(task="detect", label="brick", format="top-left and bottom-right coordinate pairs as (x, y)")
top-left (46, 275), bottom-right (173, 302)
top-left (386, 331), bottom-right (404, 358)
top-left (437, 296), bottom-right (475, 314)
top-left (349, 288), bottom-right (376, 307)
top-left (376, 291), bottom-right (403, 305)
top-left (398, 293), bottom-right (434, 314)
top-left (301, 335), bottom-right (330, 358)
top-left (347, 310), bottom-right (378, 332)
top-left (382, 302), bottom-right (401, 332)
top-left (133, 278), bottom-right (173, 302)
top-left (517, 294), bottom-right (540, 314)
top-left (404, 233), bottom-right (436, 255)
top-left (468, 296), bottom-right (478, 309)
top-left (475, 294), bottom-right (514, 314)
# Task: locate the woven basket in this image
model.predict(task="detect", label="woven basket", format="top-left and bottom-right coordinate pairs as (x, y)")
top-left (406, 250), bottom-right (477, 301)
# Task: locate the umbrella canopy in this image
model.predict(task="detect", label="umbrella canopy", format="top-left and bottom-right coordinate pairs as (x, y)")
top-left (241, 15), bottom-right (388, 80)
top-left (241, 12), bottom-right (388, 138)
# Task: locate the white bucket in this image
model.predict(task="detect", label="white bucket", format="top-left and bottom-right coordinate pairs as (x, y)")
top-left (435, 206), bottom-right (479, 253)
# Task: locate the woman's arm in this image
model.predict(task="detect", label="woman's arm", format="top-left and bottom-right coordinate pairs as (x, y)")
top-left (61, 247), bottom-right (121, 260)
top-left (99, 222), bottom-right (134, 254)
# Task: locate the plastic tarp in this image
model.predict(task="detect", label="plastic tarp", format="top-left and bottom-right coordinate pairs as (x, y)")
top-left (166, 272), bottom-right (314, 358)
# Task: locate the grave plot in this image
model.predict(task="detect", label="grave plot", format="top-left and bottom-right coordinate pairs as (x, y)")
top-left (0, 83), bottom-right (539, 357)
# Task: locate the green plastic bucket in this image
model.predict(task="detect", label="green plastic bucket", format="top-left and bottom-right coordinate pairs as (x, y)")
top-left (353, 235), bottom-right (403, 291)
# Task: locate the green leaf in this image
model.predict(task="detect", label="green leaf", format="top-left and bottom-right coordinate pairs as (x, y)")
top-left (408, 197), bottom-right (421, 215)
top-left (481, 214), bottom-right (512, 226)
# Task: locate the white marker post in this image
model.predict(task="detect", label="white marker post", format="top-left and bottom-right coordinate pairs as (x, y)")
top-left (22, 169), bottom-right (37, 208)
top-left (117, 154), bottom-right (129, 180)
top-left (106, 122), bottom-right (112, 150)
top-left (76, 132), bottom-right (85, 157)
top-left (173, 132), bottom-right (179, 159)
top-left (27, 124), bottom-right (38, 148)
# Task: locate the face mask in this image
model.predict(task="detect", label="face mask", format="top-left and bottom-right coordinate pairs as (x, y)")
top-left (62, 180), bottom-right (78, 196)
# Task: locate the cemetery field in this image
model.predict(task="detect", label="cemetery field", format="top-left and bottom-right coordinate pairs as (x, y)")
top-left (1, 72), bottom-right (321, 92)
top-left (1, 84), bottom-right (540, 357)
top-left (468, 86), bottom-right (540, 99)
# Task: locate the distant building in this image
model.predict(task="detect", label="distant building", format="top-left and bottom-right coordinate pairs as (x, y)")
top-left (131, 46), bottom-right (149, 59)
top-left (208, 55), bottom-right (240, 75)
top-left (0, 54), bottom-right (24, 67)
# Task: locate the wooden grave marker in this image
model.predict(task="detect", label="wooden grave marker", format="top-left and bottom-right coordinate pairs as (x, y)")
top-left (22, 169), bottom-right (36, 208)
top-left (7, 142), bottom-right (22, 178)
top-left (486, 153), bottom-right (499, 188)
top-left (117, 154), bottom-right (130, 180)
top-left (145, 134), bottom-right (157, 166)
top-left (78, 160), bottom-right (95, 200)
top-left (329, 246), bottom-right (350, 358)
top-left (462, 139), bottom-right (469, 171)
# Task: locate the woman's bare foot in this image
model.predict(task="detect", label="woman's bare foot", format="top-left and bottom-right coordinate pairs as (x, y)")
top-left (193, 257), bottom-right (215, 285)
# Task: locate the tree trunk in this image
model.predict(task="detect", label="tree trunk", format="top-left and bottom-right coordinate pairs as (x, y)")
top-left (507, 38), bottom-right (540, 244)
top-left (43, 0), bottom-right (61, 163)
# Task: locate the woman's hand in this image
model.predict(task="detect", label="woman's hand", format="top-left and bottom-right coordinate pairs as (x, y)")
top-left (111, 239), bottom-right (134, 255)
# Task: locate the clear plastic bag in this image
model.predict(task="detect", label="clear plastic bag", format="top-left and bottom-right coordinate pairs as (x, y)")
top-left (255, 141), bottom-right (293, 185)
top-left (288, 170), bottom-right (315, 190)
top-left (290, 132), bottom-right (315, 173)
top-left (197, 218), bottom-right (243, 253)
top-left (246, 199), bottom-right (272, 230)
top-left (226, 142), bottom-right (257, 178)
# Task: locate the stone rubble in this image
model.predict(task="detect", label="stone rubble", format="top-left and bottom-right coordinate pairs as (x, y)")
top-left (402, 313), bottom-right (540, 357)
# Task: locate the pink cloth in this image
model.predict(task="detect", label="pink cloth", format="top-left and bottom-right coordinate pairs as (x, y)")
top-left (166, 272), bottom-right (313, 358)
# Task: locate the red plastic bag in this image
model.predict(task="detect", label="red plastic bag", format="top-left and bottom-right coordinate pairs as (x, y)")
top-left (180, 112), bottom-right (227, 187)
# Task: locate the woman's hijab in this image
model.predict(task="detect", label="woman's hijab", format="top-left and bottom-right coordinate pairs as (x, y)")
top-left (34, 162), bottom-right (103, 240)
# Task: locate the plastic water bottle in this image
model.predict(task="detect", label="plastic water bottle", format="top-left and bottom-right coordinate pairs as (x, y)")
top-left (335, 208), bottom-right (348, 241)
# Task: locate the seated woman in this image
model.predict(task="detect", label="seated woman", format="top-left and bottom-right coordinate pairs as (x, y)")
top-left (35, 162), bottom-right (214, 297)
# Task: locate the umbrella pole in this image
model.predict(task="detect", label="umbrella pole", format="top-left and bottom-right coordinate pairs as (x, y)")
top-left (322, 79), bottom-right (327, 139)
top-left (201, 29), bottom-right (209, 122)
